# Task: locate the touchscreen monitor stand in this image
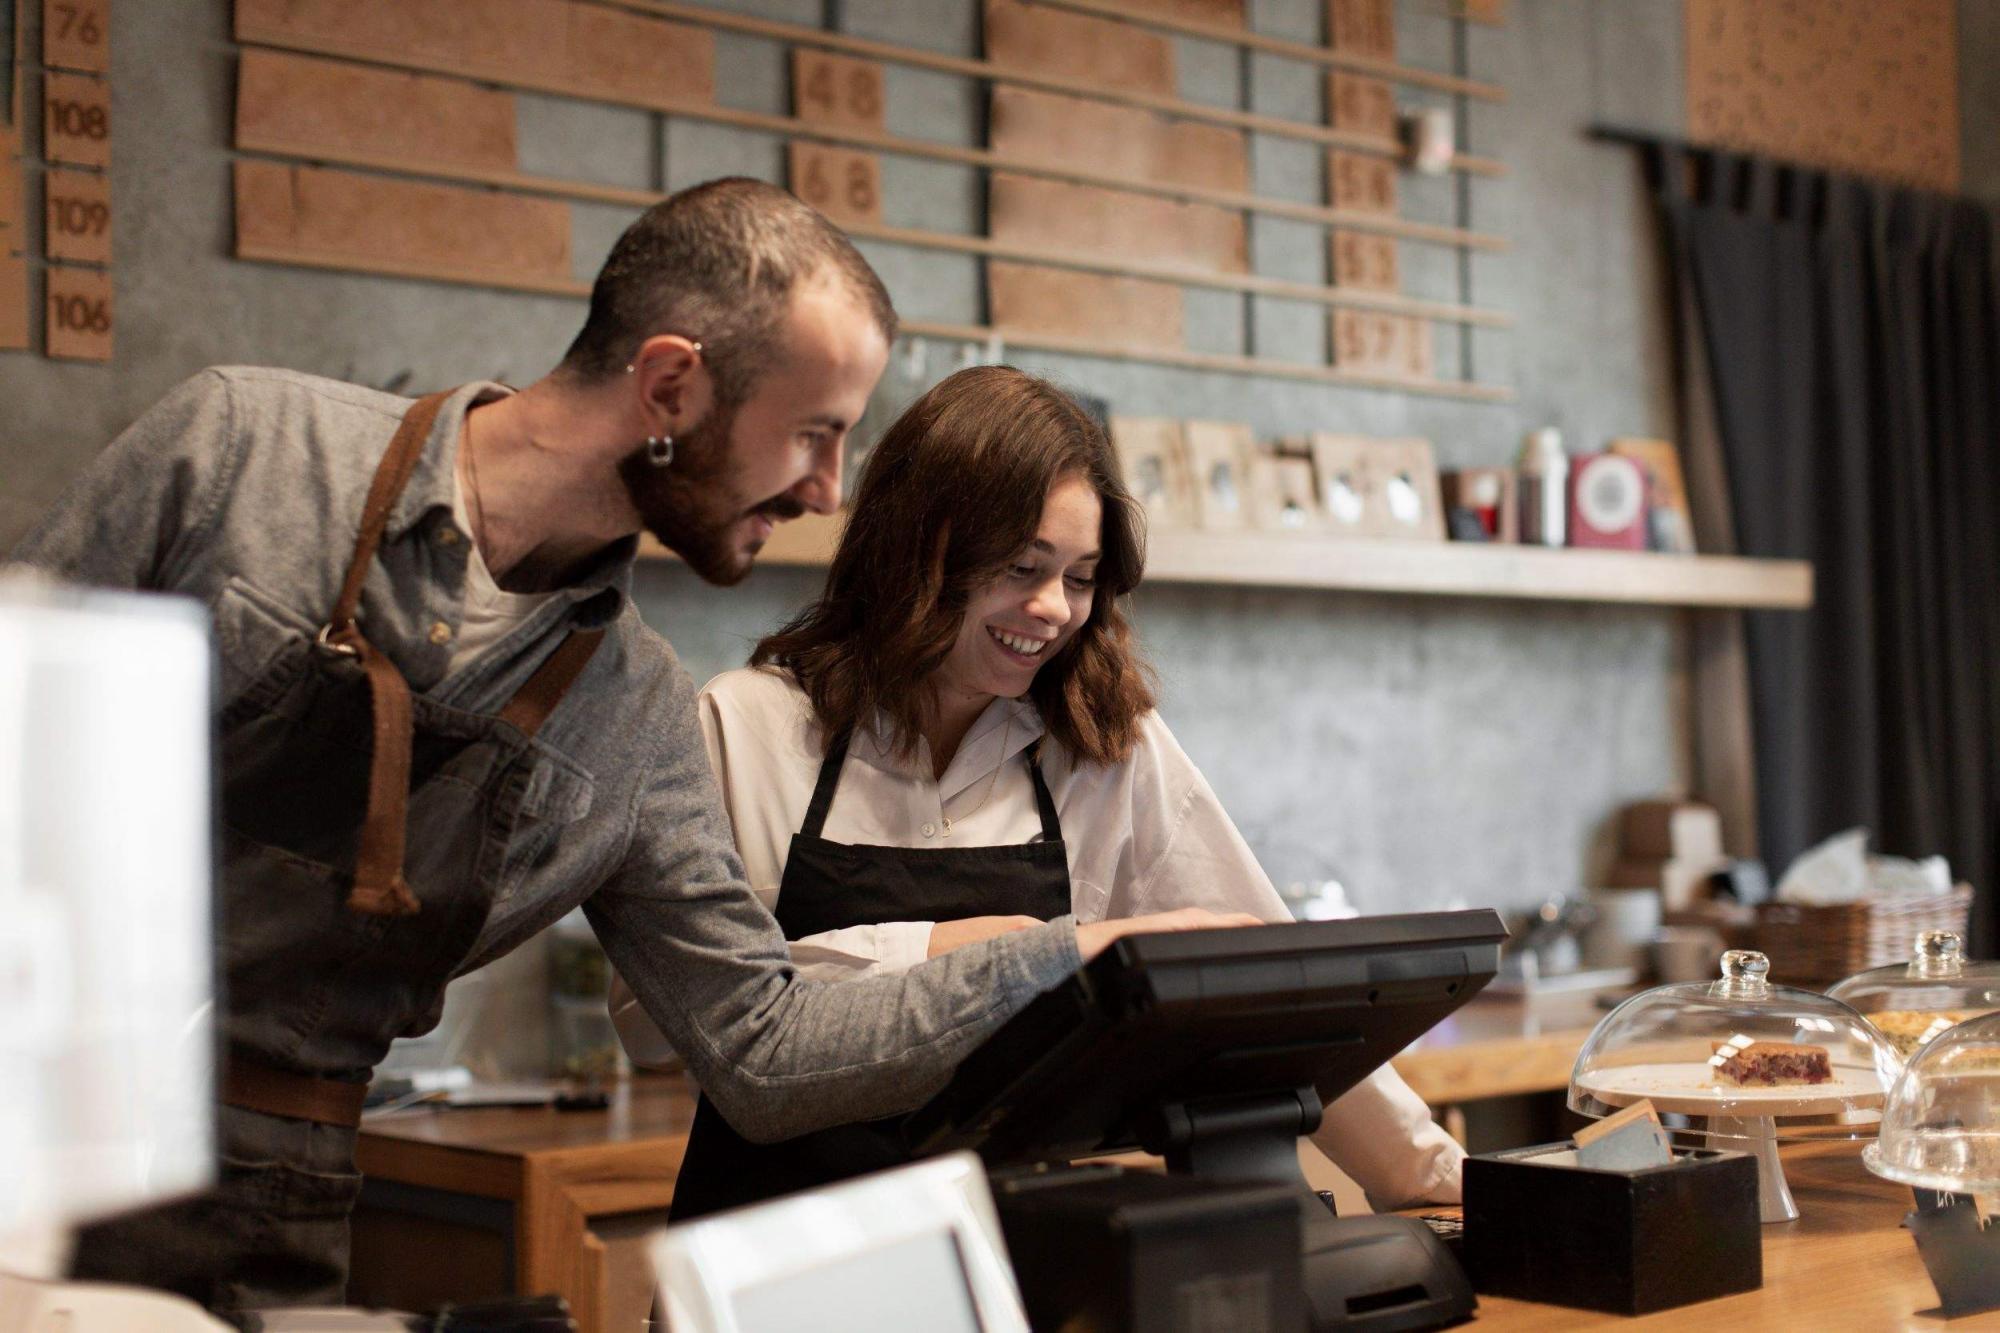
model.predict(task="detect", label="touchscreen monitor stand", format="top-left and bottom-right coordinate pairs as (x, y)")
top-left (906, 909), bottom-right (1507, 1331)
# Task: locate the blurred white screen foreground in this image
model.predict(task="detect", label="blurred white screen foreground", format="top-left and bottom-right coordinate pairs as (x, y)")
top-left (651, 1152), bottom-right (1028, 1333)
top-left (0, 579), bottom-right (215, 1276)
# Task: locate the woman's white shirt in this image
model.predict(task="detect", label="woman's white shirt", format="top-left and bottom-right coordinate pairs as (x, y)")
top-left (610, 664), bottom-right (1465, 1208)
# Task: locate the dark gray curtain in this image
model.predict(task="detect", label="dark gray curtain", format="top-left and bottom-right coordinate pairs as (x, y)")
top-left (1649, 145), bottom-right (2000, 951)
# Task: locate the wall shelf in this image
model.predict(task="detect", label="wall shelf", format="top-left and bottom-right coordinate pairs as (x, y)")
top-left (641, 514), bottom-right (1815, 610)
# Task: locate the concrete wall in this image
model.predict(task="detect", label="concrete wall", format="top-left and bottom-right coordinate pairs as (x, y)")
top-left (0, 1), bottom-right (1976, 943)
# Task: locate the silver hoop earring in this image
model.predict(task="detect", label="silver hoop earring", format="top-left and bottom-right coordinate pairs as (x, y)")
top-left (646, 434), bottom-right (675, 468)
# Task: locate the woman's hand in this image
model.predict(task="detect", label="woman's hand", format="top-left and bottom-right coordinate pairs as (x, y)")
top-left (927, 915), bottom-right (1042, 958)
top-left (1075, 907), bottom-right (1265, 961)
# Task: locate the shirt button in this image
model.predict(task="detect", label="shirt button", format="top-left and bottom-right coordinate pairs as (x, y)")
top-left (436, 525), bottom-right (461, 547)
top-left (428, 621), bottom-right (453, 645)
top-left (921, 822), bottom-right (936, 838)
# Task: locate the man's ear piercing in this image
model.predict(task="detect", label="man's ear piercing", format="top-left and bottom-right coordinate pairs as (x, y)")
top-left (646, 434), bottom-right (675, 468)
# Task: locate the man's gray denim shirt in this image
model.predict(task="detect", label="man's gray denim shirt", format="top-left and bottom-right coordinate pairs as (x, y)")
top-left (10, 366), bottom-right (1082, 1140)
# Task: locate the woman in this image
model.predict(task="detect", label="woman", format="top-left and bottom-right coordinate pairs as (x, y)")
top-left (615, 365), bottom-right (1464, 1218)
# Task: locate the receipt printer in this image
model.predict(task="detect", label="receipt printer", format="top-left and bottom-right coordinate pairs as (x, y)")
top-left (992, 1166), bottom-right (1304, 1332)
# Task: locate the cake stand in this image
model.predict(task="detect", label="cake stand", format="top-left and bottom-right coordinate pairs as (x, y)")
top-left (1573, 1063), bottom-right (1886, 1222)
top-left (1568, 951), bottom-right (1900, 1225)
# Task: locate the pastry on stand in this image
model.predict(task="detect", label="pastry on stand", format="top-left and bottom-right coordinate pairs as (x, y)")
top-left (1828, 929), bottom-right (2000, 1063)
top-left (1568, 950), bottom-right (1899, 1222)
top-left (1863, 1010), bottom-right (2000, 1317)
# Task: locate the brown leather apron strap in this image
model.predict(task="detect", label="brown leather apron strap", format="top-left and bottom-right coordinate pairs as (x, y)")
top-left (344, 640), bottom-right (421, 916)
top-left (221, 1059), bottom-right (369, 1129)
top-left (322, 392), bottom-right (454, 919)
top-left (499, 628), bottom-right (607, 737)
top-left (329, 392), bottom-right (452, 634)
top-left (321, 391), bottom-right (608, 919)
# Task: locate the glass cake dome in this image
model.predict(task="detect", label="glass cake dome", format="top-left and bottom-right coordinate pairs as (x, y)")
top-left (1828, 932), bottom-right (2000, 1064)
top-left (1864, 1009), bottom-right (2000, 1193)
top-left (1570, 950), bottom-right (1900, 1138)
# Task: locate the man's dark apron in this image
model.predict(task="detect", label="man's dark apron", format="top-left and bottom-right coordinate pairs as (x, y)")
top-left (69, 393), bottom-right (603, 1314)
top-left (665, 729), bottom-right (1071, 1222)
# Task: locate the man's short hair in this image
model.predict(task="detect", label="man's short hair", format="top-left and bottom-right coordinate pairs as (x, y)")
top-left (559, 177), bottom-right (897, 406)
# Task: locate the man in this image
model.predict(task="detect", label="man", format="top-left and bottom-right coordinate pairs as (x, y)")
top-left (10, 178), bottom-right (1239, 1314)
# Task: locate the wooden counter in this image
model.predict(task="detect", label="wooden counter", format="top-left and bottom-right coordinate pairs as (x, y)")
top-left (349, 1073), bottom-right (1983, 1332)
top-left (350, 1076), bottom-right (696, 1333)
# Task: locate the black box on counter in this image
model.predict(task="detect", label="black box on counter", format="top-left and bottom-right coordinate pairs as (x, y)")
top-left (1463, 1143), bottom-right (1761, 1315)
top-left (992, 1166), bottom-right (1304, 1332)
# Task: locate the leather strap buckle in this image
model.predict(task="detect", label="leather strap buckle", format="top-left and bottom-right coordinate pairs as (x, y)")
top-left (314, 621), bottom-right (361, 658)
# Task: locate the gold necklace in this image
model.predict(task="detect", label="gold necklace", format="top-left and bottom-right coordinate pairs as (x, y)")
top-left (940, 713), bottom-right (1012, 837)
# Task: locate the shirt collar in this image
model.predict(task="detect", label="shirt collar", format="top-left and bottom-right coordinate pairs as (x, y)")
top-left (387, 381), bottom-right (506, 542)
top-left (391, 381), bottom-right (637, 611)
top-left (852, 695), bottom-right (1049, 800)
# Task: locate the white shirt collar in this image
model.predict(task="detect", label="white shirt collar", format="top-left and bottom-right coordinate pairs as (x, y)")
top-left (850, 696), bottom-right (1048, 801)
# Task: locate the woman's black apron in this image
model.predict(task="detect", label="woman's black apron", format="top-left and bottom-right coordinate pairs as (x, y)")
top-left (666, 729), bottom-right (1071, 1221)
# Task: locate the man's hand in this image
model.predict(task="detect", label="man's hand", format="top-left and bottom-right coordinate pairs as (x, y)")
top-left (1075, 908), bottom-right (1265, 962)
top-left (928, 915), bottom-right (1042, 958)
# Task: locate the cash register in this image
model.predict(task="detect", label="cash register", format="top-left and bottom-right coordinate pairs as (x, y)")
top-left (904, 908), bottom-right (1507, 1332)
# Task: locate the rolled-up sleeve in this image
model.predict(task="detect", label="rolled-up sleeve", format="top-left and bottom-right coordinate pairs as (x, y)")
top-left (586, 662), bottom-right (1083, 1143)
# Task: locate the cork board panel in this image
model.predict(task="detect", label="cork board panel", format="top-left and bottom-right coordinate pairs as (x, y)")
top-left (46, 264), bottom-right (112, 361)
top-left (0, 154), bottom-right (21, 244)
top-left (234, 0), bottom-right (565, 88)
top-left (44, 165), bottom-right (110, 266)
top-left (1685, 0), bottom-right (1958, 191)
top-left (984, 0), bottom-right (1173, 98)
top-left (43, 0), bottom-right (108, 74)
top-left (988, 261), bottom-right (1183, 354)
top-left (0, 251), bottom-right (26, 349)
top-left (1124, 0), bottom-right (1244, 24)
top-left (234, 160), bottom-right (572, 289)
top-left (236, 50), bottom-right (519, 173)
top-left (233, 0), bottom-right (713, 107)
top-left (1329, 73), bottom-right (1395, 140)
top-left (1330, 230), bottom-right (1398, 290)
top-left (791, 49), bottom-right (885, 132)
top-left (990, 87), bottom-right (1248, 193)
top-left (44, 71), bottom-right (109, 170)
top-left (1328, 149), bottom-right (1397, 214)
top-left (1158, 121), bottom-right (1250, 194)
top-left (991, 174), bottom-right (1246, 275)
top-left (1331, 309), bottom-right (1431, 379)
top-left (787, 142), bottom-right (882, 225)
top-left (1328, 0), bottom-right (1394, 59)
top-left (563, 4), bottom-right (712, 107)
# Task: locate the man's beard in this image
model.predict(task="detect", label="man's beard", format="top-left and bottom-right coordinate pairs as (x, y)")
top-left (618, 402), bottom-right (802, 586)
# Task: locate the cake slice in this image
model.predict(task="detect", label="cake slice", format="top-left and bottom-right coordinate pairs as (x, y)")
top-left (1710, 1040), bottom-right (1832, 1087)
top-left (1866, 1010), bottom-right (1980, 1059)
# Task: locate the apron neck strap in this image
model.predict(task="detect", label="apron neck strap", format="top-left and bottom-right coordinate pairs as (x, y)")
top-left (801, 731), bottom-right (853, 839)
top-left (327, 391), bottom-right (452, 918)
top-left (500, 629), bottom-right (607, 737)
top-left (318, 389), bottom-right (605, 917)
top-left (326, 391), bottom-right (451, 640)
top-left (1024, 741), bottom-right (1061, 842)
top-left (801, 729), bottom-right (1062, 842)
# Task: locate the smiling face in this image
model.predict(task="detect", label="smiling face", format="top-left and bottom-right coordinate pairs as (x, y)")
top-left (623, 274), bottom-right (888, 585)
top-left (932, 473), bottom-right (1103, 710)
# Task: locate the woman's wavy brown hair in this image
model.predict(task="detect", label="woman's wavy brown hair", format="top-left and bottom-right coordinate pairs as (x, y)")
top-left (752, 365), bottom-right (1156, 766)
